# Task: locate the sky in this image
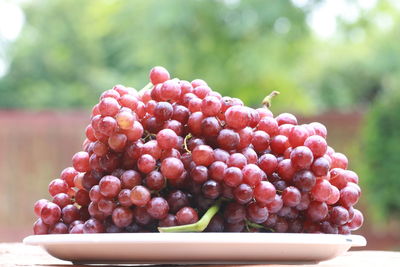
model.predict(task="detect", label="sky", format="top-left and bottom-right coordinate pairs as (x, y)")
top-left (0, 0), bottom-right (390, 78)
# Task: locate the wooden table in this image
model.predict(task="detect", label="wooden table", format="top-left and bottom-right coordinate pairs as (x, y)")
top-left (1, 243), bottom-right (399, 266)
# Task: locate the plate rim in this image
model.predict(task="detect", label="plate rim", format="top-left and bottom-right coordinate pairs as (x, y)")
top-left (23, 232), bottom-right (367, 247)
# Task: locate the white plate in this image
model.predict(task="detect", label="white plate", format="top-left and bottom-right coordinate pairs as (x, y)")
top-left (23, 233), bottom-right (366, 264)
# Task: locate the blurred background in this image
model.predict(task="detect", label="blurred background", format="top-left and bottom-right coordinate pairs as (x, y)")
top-left (0, 0), bottom-right (399, 250)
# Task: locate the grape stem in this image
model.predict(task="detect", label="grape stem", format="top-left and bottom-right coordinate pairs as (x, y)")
top-left (183, 133), bottom-right (193, 154)
top-left (262, 91), bottom-right (280, 108)
top-left (138, 82), bottom-right (153, 94)
top-left (158, 199), bottom-right (221, 233)
top-left (245, 220), bottom-right (275, 232)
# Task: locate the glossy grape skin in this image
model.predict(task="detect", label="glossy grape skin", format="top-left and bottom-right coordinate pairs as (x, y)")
top-left (270, 135), bottom-right (290, 155)
top-left (242, 164), bottom-right (263, 187)
top-left (266, 195), bottom-right (283, 213)
top-left (88, 202), bottom-right (107, 220)
top-left (209, 161), bottom-right (227, 182)
top-left (145, 171), bottom-right (165, 191)
top-left (202, 180), bottom-right (221, 199)
top-left (293, 170), bottom-right (316, 192)
top-left (108, 133), bottom-right (128, 152)
top-left (146, 197), bottom-right (169, 220)
top-left (251, 130), bottom-right (270, 152)
top-left (311, 157), bottom-right (330, 177)
top-left (83, 218), bottom-right (105, 233)
top-left (48, 179), bottom-right (69, 197)
top-left (224, 202), bottom-right (246, 224)
top-left (190, 166), bottom-right (208, 184)
top-left (33, 219), bottom-right (49, 235)
top-left (133, 206), bottom-right (153, 226)
top-left (187, 112), bottom-right (204, 136)
top-left (282, 186), bottom-right (301, 207)
top-left (311, 179), bottom-right (332, 202)
top-left (217, 129), bottom-right (239, 150)
top-left (304, 135), bottom-right (327, 157)
top-left (172, 105), bottom-right (190, 124)
top-left (111, 206), bottom-right (133, 228)
top-left (320, 221), bottom-right (338, 234)
top-left (40, 202), bottom-right (62, 226)
top-left (223, 167), bottom-right (243, 188)
top-left (307, 201), bottom-right (328, 222)
top-left (247, 202), bottom-right (269, 224)
top-left (49, 222), bottom-right (68, 234)
top-left (72, 151), bottom-right (90, 172)
top-left (166, 190), bottom-right (190, 213)
top-left (149, 66), bottom-right (170, 85)
top-left (159, 214), bottom-right (178, 228)
top-left (137, 154), bottom-right (156, 174)
top-left (205, 214), bottom-right (224, 232)
top-left (327, 185), bottom-right (340, 205)
top-left (193, 85), bottom-right (211, 99)
top-left (60, 167), bottom-right (78, 187)
top-left (98, 116), bottom-right (118, 137)
top-left (331, 152), bottom-right (348, 169)
top-left (52, 193), bottom-right (72, 208)
top-left (160, 157), bottom-right (184, 180)
top-left (275, 113), bottom-right (297, 126)
top-left (99, 175), bottom-right (121, 198)
top-left (347, 209), bottom-right (363, 230)
top-left (254, 181), bottom-right (276, 204)
top-left (258, 154), bottom-right (278, 176)
top-left (277, 159), bottom-right (296, 181)
top-left (157, 129), bottom-right (178, 150)
top-left (257, 117), bottom-right (279, 137)
top-left (192, 145), bottom-right (214, 166)
top-left (34, 199), bottom-right (49, 217)
top-left (176, 207), bottom-right (199, 225)
top-left (121, 170), bottom-right (142, 189)
top-left (233, 184), bottom-right (253, 205)
top-left (289, 126), bottom-right (309, 148)
top-left (290, 146), bottom-right (314, 170)
top-left (61, 204), bottom-right (80, 224)
top-left (339, 185), bottom-right (360, 208)
top-left (227, 153), bottom-right (247, 169)
top-left (160, 80), bottom-right (181, 101)
top-left (225, 106), bottom-right (249, 130)
top-left (237, 127), bottom-right (253, 150)
top-left (330, 206), bottom-right (350, 226)
top-left (99, 97), bottom-right (120, 117)
top-left (130, 185), bottom-right (151, 207)
top-left (241, 147), bottom-right (258, 165)
top-left (275, 217), bottom-right (289, 233)
top-left (330, 168), bottom-right (348, 189)
top-left (201, 96), bottom-right (222, 117)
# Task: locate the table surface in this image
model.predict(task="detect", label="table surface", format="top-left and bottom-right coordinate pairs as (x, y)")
top-left (1, 243), bottom-right (400, 267)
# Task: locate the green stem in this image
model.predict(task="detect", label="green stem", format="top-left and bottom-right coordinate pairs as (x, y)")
top-left (158, 199), bottom-right (221, 233)
top-left (262, 90), bottom-right (280, 108)
top-left (138, 82), bottom-right (153, 94)
top-left (245, 220), bottom-right (275, 232)
top-left (246, 221), bottom-right (265, 229)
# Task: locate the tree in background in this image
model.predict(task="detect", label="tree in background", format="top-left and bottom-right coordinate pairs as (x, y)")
top-left (362, 89), bottom-right (400, 222)
top-left (0, 0), bottom-right (313, 112)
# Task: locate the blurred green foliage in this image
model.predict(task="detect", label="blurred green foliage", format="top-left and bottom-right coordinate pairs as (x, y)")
top-left (362, 90), bottom-right (400, 221)
top-left (0, 0), bottom-right (313, 112)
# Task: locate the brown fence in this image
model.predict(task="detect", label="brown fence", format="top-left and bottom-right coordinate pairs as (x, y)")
top-left (0, 110), bottom-right (398, 250)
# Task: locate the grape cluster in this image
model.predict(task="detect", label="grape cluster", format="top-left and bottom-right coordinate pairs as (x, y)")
top-left (33, 66), bottom-right (363, 235)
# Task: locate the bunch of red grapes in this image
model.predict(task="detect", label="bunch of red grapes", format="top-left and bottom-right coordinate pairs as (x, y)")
top-left (33, 66), bottom-right (363, 235)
